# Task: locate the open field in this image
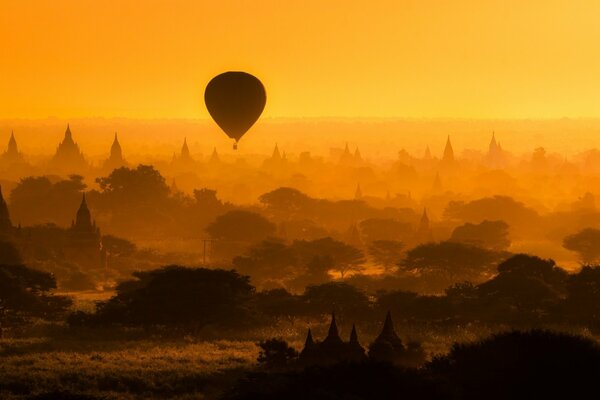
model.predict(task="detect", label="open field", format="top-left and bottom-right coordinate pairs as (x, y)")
top-left (0, 338), bottom-right (256, 399)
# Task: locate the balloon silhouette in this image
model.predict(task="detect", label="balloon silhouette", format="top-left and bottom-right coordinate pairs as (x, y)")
top-left (204, 71), bottom-right (266, 150)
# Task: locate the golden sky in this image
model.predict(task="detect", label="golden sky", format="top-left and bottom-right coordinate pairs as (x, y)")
top-left (1, 0), bottom-right (599, 119)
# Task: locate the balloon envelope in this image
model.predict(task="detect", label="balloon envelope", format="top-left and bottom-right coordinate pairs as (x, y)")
top-left (204, 72), bottom-right (266, 146)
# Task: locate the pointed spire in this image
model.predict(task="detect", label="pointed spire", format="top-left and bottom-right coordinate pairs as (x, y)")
top-left (210, 147), bottom-right (220, 163)
top-left (327, 312), bottom-right (340, 339)
top-left (354, 147), bottom-right (362, 161)
top-left (74, 192), bottom-right (92, 229)
top-left (344, 142), bottom-right (351, 155)
top-left (354, 183), bottom-right (363, 199)
top-left (381, 311), bottom-right (397, 337)
top-left (181, 137), bottom-right (190, 158)
top-left (272, 143), bottom-right (281, 160)
top-left (6, 130), bottom-right (19, 156)
top-left (424, 145), bottom-right (432, 160)
top-left (419, 208), bottom-right (429, 230)
top-left (110, 132), bottom-right (123, 162)
top-left (349, 324), bottom-right (359, 344)
top-left (443, 135), bottom-right (454, 162)
top-left (65, 124), bottom-right (73, 141)
top-left (304, 328), bottom-right (315, 348)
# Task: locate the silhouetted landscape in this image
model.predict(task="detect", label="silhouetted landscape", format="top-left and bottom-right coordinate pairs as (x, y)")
top-left (4, 1), bottom-right (600, 399)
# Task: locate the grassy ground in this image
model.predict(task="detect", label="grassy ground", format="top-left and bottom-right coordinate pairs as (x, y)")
top-left (0, 338), bottom-right (256, 399)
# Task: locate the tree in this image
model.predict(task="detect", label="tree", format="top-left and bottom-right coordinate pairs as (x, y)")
top-left (9, 175), bottom-right (86, 225)
top-left (563, 228), bottom-right (600, 264)
top-left (450, 220), bottom-right (510, 251)
top-left (428, 330), bottom-right (600, 400)
top-left (291, 237), bottom-right (365, 278)
top-left (206, 210), bottom-right (276, 242)
top-left (257, 338), bottom-right (298, 369)
top-left (474, 254), bottom-right (568, 323)
top-left (302, 282), bottom-right (371, 319)
top-left (95, 164), bottom-right (170, 205)
top-left (368, 240), bottom-right (404, 273)
top-left (399, 241), bottom-right (505, 288)
top-left (563, 266), bottom-right (600, 324)
top-left (232, 239), bottom-right (297, 281)
top-left (259, 187), bottom-right (313, 217)
top-left (93, 266), bottom-right (255, 328)
top-left (0, 244), bottom-right (71, 326)
top-left (102, 235), bottom-right (136, 257)
top-left (444, 196), bottom-right (538, 228)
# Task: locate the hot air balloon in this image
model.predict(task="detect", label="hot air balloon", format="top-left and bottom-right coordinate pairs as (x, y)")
top-left (204, 71), bottom-right (266, 150)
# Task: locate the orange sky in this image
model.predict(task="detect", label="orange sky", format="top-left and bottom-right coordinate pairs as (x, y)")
top-left (1, 0), bottom-right (599, 119)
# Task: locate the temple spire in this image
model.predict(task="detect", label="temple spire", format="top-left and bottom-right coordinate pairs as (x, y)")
top-left (110, 132), bottom-right (123, 161)
top-left (272, 143), bottom-right (281, 160)
top-left (325, 312), bottom-right (340, 341)
top-left (181, 138), bottom-right (190, 158)
top-left (304, 328), bottom-right (315, 349)
top-left (443, 135), bottom-right (454, 162)
top-left (354, 183), bottom-right (363, 199)
top-left (65, 124), bottom-right (73, 142)
top-left (349, 324), bottom-right (359, 344)
top-left (210, 147), bottom-right (220, 163)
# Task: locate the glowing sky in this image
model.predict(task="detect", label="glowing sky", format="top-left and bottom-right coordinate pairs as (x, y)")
top-left (1, 0), bottom-right (599, 119)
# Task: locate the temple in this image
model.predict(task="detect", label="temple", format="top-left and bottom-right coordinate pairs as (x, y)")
top-left (103, 132), bottom-right (126, 170)
top-left (50, 125), bottom-right (87, 171)
top-left (299, 312), bottom-right (415, 366)
top-left (442, 135), bottom-right (455, 164)
top-left (66, 193), bottom-right (105, 268)
top-left (298, 313), bottom-right (367, 366)
top-left (2, 131), bottom-right (23, 163)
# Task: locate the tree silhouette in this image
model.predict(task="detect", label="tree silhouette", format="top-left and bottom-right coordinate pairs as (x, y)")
top-left (450, 220), bottom-right (510, 251)
top-left (368, 240), bottom-right (404, 273)
top-left (563, 228), bottom-right (600, 264)
top-left (93, 266), bottom-right (255, 328)
top-left (292, 237), bottom-right (365, 278)
top-left (257, 338), bottom-right (298, 369)
top-left (399, 241), bottom-right (505, 287)
top-left (206, 210), bottom-right (276, 242)
top-left (232, 239), bottom-right (297, 281)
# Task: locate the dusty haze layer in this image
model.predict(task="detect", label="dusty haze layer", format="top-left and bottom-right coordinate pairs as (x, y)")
top-left (1, 118), bottom-right (600, 162)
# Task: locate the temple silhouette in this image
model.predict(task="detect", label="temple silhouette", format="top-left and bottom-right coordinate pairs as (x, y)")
top-left (67, 193), bottom-right (105, 268)
top-left (299, 312), bottom-right (417, 366)
top-left (103, 132), bottom-right (127, 171)
top-left (50, 124), bottom-right (87, 172)
top-left (2, 131), bottom-right (24, 164)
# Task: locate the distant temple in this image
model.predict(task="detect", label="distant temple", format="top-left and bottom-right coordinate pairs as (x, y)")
top-left (354, 183), bottom-right (363, 199)
top-left (172, 138), bottom-right (194, 166)
top-left (415, 208), bottom-right (433, 242)
top-left (66, 193), bottom-right (105, 268)
top-left (299, 312), bottom-right (413, 366)
top-left (103, 132), bottom-right (126, 170)
top-left (442, 135), bottom-right (455, 164)
top-left (2, 131), bottom-right (24, 163)
top-left (486, 132), bottom-right (507, 168)
top-left (50, 125), bottom-right (87, 171)
top-left (209, 147), bottom-right (220, 163)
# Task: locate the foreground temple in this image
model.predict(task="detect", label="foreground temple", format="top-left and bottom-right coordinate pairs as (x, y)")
top-left (299, 311), bottom-right (421, 367)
